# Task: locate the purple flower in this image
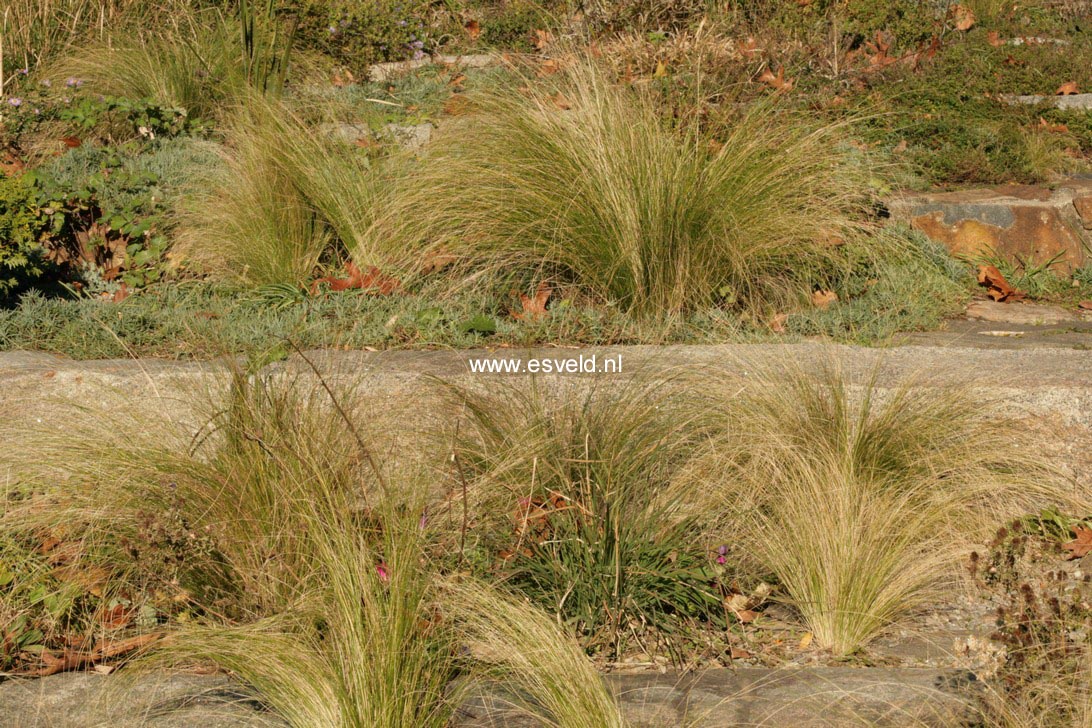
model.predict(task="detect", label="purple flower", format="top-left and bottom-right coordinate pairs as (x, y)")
top-left (399, 20), bottom-right (407, 26)
top-left (327, 25), bottom-right (337, 34)
top-left (65, 77), bottom-right (83, 88)
top-left (376, 563), bottom-right (389, 582)
top-left (716, 555), bottom-right (727, 565)
top-left (40, 78), bottom-right (51, 88)
top-left (7, 97), bottom-right (23, 107)
top-left (715, 544), bottom-right (728, 565)
top-left (18, 67), bottom-right (29, 76)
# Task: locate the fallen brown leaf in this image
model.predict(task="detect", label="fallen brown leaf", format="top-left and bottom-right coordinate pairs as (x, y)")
top-left (549, 92), bottom-right (572, 110)
top-left (951, 4), bottom-right (976, 31)
top-left (977, 265), bottom-right (1026, 302)
top-left (29, 633), bottom-right (163, 677)
top-left (1057, 82), bottom-right (1080, 95)
top-left (465, 20), bottom-right (481, 40)
top-left (769, 313), bottom-right (788, 333)
top-left (1078, 300), bottom-right (1092, 310)
top-left (812, 289), bottom-right (838, 308)
top-left (512, 282), bottom-right (552, 321)
top-left (986, 31), bottom-right (1004, 47)
top-left (1064, 526), bottom-right (1092, 559)
top-left (532, 29), bottom-right (553, 50)
top-left (758, 66), bottom-right (794, 92)
top-left (1038, 117), bottom-right (1069, 134)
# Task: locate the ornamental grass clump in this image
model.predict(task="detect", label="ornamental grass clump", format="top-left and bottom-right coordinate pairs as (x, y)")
top-left (2, 370), bottom-right (628, 727)
top-left (693, 362), bottom-right (1073, 656)
top-left (176, 94), bottom-right (401, 287)
top-left (397, 57), bottom-right (877, 319)
top-left (444, 374), bottom-right (722, 658)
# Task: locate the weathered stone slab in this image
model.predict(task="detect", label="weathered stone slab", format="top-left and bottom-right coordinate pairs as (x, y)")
top-left (0, 672), bottom-right (281, 728)
top-left (368, 53), bottom-right (498, 82)
top-left (887, 179), bottom-right (1092, 272)
top-left (1002, 93), bottom-right (1092, 111)
top-left (966, 300), bottom-right (1079, 325)
top-left (0, 667), bottom-right (978, 728)
top-left (3, 343), bottom-right (1092, 486)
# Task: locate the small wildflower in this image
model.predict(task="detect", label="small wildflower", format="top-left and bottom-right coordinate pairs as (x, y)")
top-left (7, 97), bottom-right (23, 107)
top-left (18, 67), bottom-right (29, 76)
top-left (376, 563), bottom-right (389, 582)
top-left (65, 77), bottom-right (83, 88)
top-left (399, 20), bottom-right (407, 26)
top-left (40, 79), bottom-right (51, 87)
top-left (327, 25), bottom-right (337, 34)
top-left (715, 544), bottom-right (728, 565)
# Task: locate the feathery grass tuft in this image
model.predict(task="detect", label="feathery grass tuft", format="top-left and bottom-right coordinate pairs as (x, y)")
top-left (692, 362), bottom-right (1073, 655)
top-left (396, 57), bottom-right (877, 319)
top-left (176, 95), bottom-right (400, 287)
top-left (445, 374), bottom-right (720, 657)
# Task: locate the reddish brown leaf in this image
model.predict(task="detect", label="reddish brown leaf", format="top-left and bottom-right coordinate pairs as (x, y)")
top-left (1078, 300), bottom-right (1092, 310)
top-left (1038, 117), bottom-right (1069, 134)
top-left (769, 313), bottom-right (788, 333)
top-left (111, 283), bottom-right (130, 303)
top-left (29, 633), bottom-right (163, 677)
top-left (1057, 81), bottom-right (1080, 96)
top-left (738, 37), bottom-right (760, 59)
top-left (310, 262), bottom-right (401, 296)
top-left (465, 20), bottom-right (481, 40)
top-left (532, 29), bottom-right (553, 50)
top-left (512, 282), bottom-right (552, 321)
top-left (1064, 526), bottom-right (1092, 559)
top-left (977, 265), bottom-right (1026, 302)
top-left (60, 136), bottom-right (82, 148)
top-left (757, 66), bottom-right (794, 92)
top-left (951, 4), bottom-right (976, 31)
top-left (730, 646), bottom-right (752, 659)
top-left (442, 94), bottom-right (473, 116)
top-left (549, 92), bottom-right (572, 110)
top-left (986, 31), bottom-right (1004, 47)
top-left (811, 289), bottom-right (838, 309)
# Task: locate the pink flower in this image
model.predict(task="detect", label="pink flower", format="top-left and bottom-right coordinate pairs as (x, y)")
top-left (376, 563), bottom-right (389, 582)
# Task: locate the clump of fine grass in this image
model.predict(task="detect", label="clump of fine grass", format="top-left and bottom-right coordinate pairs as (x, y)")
top-left (2, 369), bottom-right (629, 727)
top-left (447, 579), bottom-right (630, 728)
top-left (48, 11), bottom-right (245, 121)
top-left (445, 374), bottom-right (721, 658)
top-left (395, 56), bottom-right (878, 319)
top-left (689, 362), bottom-right (1073, 656)
top-left (176, 94), bottom-right (401, 287)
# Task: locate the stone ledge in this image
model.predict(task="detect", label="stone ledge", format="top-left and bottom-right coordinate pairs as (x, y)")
top-left (0, 666), bottom-right (978, 728)
top-left (887, 178), bottom-right (1092, 272)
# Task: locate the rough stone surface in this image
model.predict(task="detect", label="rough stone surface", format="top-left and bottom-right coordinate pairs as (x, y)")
top-left (886, 178), bottom-right (1092, 272)
top-left (0, 667), bottom-right (977, 728)
top-left (319, 122), bottom-right (433, 150)
top-left (381, 122), bottom-right (432, 150)
top-left (3, 342), bottom-right (1092, 486)
top-left (1002, 93), bottom-right (1092, 111)
top-left (368, 53), bottom-right (497, 82)
top-left (965, 299), bottom-right (1079, 325)
top-left (0, 672), bottom-right (282, 728)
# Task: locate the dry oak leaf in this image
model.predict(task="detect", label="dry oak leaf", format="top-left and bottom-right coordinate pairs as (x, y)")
top-left (465, 20), bottom-right (481, 40)
top-left (977, 264), bottom-right (1026, 302)
top-left (1078, 300), bottom-right (1092, 310)
top-left (549, 92), bottom-right (572, 110)
top-left (812, 289), bottom-right (838, 308)
top-left (769, 313), bottom-right (788, 333)
top-left (1057, 81), bottom-right (1080, 95)
top-left (738, 37), bottom-right (760, 59)
top-left (512, 282), bottom-right (552, 321)
top-left (1063, 526), bottom-right (1092, 559)
top-left (951, 4), bottom-right (976, 31)
top-left (1039, 117), bottom-right (1069, 134)
top-left (310, 262), bottom-right (401, 296)
top-left (758, 66), bottom-right (794, 92)
top-left (986, 31), bottom-right (1004, 47)
top-left (533, 29), bottom-right (553, 50)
